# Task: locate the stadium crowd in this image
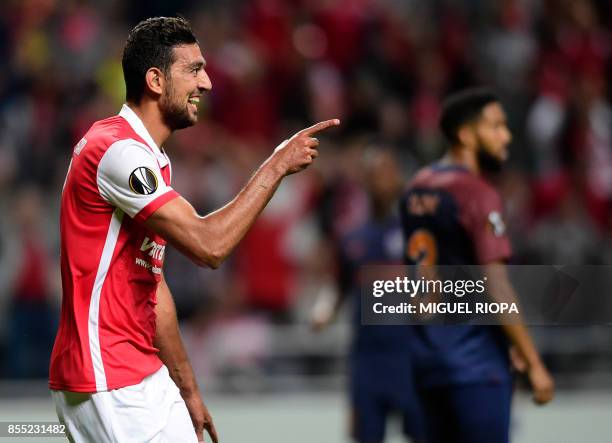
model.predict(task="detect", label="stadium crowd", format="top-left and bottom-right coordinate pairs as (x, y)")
top-left (1, 0), bottom-right (611, 381)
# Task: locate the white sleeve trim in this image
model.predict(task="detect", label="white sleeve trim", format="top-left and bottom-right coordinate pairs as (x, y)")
top-left (96, 139), bottom-right (174, 219)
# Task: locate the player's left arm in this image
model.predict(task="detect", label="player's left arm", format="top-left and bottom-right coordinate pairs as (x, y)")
top-left (469, 190), bottom-right (554, 405)
top-left (483, 262), bottom-right (555, 405)
top-left (155, 273), bottom-right (218, 443)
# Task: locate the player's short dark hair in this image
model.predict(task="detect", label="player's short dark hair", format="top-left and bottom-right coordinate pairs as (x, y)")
top-left (122, 16), bottom-right (198, 103)
top-left (439, 88), bottom-right (500, 144)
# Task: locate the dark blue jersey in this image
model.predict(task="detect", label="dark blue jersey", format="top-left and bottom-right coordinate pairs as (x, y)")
top-left (399, 164), bottom-right (513, 387)
top-left (339, 214), bottom-right (413, 353)
top-left (340, 214), bottom-right (427, 442)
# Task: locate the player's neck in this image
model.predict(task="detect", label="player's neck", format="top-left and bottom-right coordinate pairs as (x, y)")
top-left (445, 147), bottom-right (480, 175)
top-left (127, 100), bottom-right (172, 148)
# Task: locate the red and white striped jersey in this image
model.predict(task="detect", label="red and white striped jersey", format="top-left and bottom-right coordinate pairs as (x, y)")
top-left (50, 105), bottom-right (180, 393)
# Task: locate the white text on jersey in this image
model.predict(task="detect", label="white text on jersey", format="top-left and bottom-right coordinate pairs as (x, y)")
top-left (140, 237), bottom-right (165, 261)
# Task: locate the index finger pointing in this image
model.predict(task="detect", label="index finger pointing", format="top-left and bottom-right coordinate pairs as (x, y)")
top-left (298, 119), bottom-right (341, 137)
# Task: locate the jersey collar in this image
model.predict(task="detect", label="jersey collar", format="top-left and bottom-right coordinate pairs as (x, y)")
top-left (119, 104), bottom-right (169, 167)
top-left (431, 162), bottom-right (470, 173)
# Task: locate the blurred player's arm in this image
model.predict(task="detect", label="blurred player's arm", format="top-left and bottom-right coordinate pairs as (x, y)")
top-left (145, 120), bottom-right (339, 269)
top-left (155, 273), bottom-right (218, 443)
top-left (484, 262), bottom-right (555, 405)
top-left (311, 242), bottom-right (353, 331)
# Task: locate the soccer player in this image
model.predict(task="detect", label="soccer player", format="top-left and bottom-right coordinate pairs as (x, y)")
top-left (399, 88), bottom-right (554, 443)
top-left (312, 149), bottom-right (426, 443)
top-left (49, 17), bottom-right (339, 443)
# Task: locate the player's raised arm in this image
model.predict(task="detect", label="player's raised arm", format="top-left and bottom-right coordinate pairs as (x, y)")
top-left (144, 119), bottom-right (340, 269)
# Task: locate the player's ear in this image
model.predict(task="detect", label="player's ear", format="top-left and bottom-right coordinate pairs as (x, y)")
top-left (457, 125), bottom-right (476, 148)
top-left (144, 67), bottom-right (165, 97)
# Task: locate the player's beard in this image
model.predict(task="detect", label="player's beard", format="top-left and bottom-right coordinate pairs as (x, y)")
top-left (159, 81), bottom-right (196, 131)
top-left (476, 142), bottom-right (504, 174)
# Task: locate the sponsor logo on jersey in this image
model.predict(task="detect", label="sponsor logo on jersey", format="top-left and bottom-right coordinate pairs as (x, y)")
top-left (134, 257), bottom-right (162, 274)
top-left (129, 167), bottom-right (158, 195)
top-left (140, 236), bottom-right (165, 261)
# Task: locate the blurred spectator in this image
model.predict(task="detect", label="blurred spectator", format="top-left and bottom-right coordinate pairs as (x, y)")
top-left (529, 188), bottom-right (603, 264)
top-left (2, 186), bottom-right (56, 378)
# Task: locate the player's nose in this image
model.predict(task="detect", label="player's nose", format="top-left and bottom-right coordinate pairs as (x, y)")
top-left (198, 69), bottom-right (212, 92)
top-left (502, 127), bottom-right (512, 145)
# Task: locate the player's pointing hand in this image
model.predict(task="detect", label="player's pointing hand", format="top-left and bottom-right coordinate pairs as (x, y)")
top-left (272, 119), bottom-right (341, 176)
top-left (297, 119), bottom-right (342, 137)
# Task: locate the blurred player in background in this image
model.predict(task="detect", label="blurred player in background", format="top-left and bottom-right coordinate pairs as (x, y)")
top-left (312, 148), bottom-right (426, 443)
top-left (49, 16), bottom-right (339, 443)
top-left (399, 88), bottom-right (554, 443)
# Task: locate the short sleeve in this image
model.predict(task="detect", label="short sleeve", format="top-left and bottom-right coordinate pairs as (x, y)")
top-left (464, 188), bottom-right (512, 264)
top-left (97, 139), bottom-right (179, 223)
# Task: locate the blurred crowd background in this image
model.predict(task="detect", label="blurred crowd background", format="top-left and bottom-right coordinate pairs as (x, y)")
top-left (0, 0), bottom-right (611, 396)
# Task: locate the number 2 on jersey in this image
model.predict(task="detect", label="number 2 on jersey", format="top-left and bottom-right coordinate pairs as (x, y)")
top-left (407, 229), bottom-right (438, 265)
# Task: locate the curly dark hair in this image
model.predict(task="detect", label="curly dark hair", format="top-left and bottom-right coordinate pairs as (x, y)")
top-left (440, 88), bottom-right (500, 145)
top-left (122, 16), bottom-right (198, 103)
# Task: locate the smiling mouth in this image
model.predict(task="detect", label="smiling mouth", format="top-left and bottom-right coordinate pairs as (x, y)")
top-left (188, 96), bottom-right (200, 105)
